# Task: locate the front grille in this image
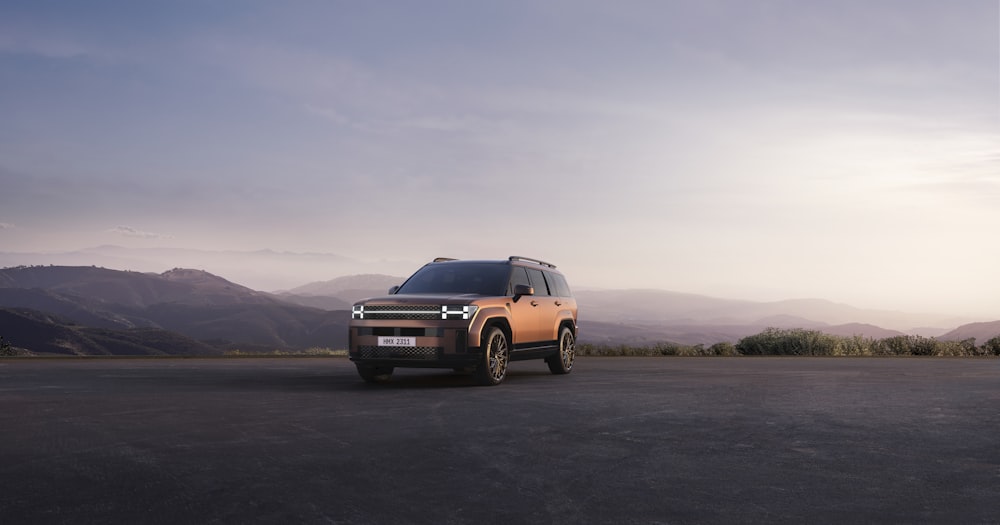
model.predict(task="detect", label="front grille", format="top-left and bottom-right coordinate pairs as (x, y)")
top-left (358, 346), bottom-right (441, 360)
top-left (362, 305), bottom-right (440, 320)
top-left (360, 327), bottom-right (444, 337)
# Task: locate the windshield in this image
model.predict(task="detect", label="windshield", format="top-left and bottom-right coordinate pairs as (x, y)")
top-left (396, 262), bottom-right (510, 295)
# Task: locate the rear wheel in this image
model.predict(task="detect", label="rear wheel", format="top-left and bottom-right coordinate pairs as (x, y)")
top-left (474, 327), bottom-right (509, 386)
top-left (547, 327), bottom-right (575, 374)
top-left (356, 364), bottom-right (393, 383)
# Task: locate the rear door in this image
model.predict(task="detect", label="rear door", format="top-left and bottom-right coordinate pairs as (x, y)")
top-left (525, 267), bottom-right (559, 345)
top-left (545, 270), bottom-right (576, 330)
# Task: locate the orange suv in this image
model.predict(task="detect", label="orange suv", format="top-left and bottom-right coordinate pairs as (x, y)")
top-left (348, 256), bottom-right (578, 385)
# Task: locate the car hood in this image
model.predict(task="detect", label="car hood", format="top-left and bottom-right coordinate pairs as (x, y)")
top-left (355, 293), bottom-right (485, 305)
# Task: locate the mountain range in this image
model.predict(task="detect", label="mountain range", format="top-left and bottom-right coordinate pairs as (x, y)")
top-left (0, 266), bottom-right (348, 355)
top-left (0, 265), bottom-right (996, 355)
top-left (0, 245), bottom-right (418, 292)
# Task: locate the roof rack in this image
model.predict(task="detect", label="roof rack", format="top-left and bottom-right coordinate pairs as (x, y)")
top-left (433, 257), bottom-right (457, 262)
top-left (508, 256), bottom-right (556, 268)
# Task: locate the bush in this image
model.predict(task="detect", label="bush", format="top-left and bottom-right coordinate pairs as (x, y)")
top-left (709, 342), bottom-right (738, 356)
top-left (575, 330), bottom-right (1000, 358)
top-left (981, 336), bottom-right (1000, 356)
top-left (831, 335), bottom-right (876, 356)
top-left (873, 335), bottom-right (977, 357)
top-left (0, 336), bottom-right (16, 357)
top-left (735, 328), bottom-right (841, 356)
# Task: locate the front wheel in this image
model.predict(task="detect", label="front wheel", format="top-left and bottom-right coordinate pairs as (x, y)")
top-left (473, 327), bottom-right (509, 386)
top-left (547, 327), bottom-right (575, 374)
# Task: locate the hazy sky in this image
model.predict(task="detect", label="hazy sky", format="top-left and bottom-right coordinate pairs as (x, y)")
top-left (1, 1), bottom-right (998, 316)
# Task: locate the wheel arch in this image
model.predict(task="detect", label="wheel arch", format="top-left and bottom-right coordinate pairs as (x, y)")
top-left (468, 306), bottom-right (511, 348)
top-left (482, 317), bottom-right (512, 345)
top-left (558, 317), bottom-right (577, 337)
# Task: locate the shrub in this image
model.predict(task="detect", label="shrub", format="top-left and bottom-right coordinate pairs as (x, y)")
top-left (0, 336), bottom-right (16, 357)
top-left (832, 335), bottom-right (875, 356)
top-left (873, 335), bottom-right (975, 356)
top-left (735, 328), bottom-right (841, 356)
top-left (576, 331), bottom-right (999, 358)
top-left (981, 336), bottom-right (1000, 356)
top-left (708, 342), bottom-right (738, 356)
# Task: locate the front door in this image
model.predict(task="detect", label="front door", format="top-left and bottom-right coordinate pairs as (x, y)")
top-left (507, 266), bottom-right (542, 345)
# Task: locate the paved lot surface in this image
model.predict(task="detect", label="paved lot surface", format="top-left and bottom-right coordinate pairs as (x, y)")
top-left (1, 357), bottom-right (998, 524)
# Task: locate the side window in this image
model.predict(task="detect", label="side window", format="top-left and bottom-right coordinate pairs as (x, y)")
top-left (546, 271), bottom-right (572, 297)
top-left (526, 268), bottom-right (551, 296)
top-left (507, 266), bottom-right (531, 295)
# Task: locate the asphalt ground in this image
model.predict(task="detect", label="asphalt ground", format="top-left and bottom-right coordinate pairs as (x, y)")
top-left (1, 357), bottom-right (998, 524)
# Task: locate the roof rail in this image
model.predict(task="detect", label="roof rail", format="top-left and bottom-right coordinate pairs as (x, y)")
top-left (433, 257), bottom-right (457, 262)
top-left (508, 256), bottom-right (556, 268)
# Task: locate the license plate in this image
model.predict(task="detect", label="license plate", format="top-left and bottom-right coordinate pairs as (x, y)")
top-left (378, 336), bottom-right (415, 347)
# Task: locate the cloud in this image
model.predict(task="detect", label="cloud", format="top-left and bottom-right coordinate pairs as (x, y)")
top-left (0, 222), bottom-right (13, 229)
top-left (108, 225), bottom-right (170, 239)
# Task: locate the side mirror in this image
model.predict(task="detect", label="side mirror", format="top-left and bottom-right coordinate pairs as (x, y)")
top-left (388, 285), bottom-right (400, 295)
top-left (513, 284), bottom-right (534, 301)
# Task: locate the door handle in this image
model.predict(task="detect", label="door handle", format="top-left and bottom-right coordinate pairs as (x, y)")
top-left (530, 300), bottom-right (538, 307)
top-left (555, 301), bottom-right (562, 306)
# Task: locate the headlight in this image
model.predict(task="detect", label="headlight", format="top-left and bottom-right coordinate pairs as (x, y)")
top-left (441, 305), bottom-right (478, 320)
top-left (352, 305), bottom-right (364, 319)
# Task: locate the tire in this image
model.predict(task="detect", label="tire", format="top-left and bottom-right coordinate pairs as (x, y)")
top-left (547, 327), bottom-right (575, 375)
top-left (473, 326), bottom-right (509, 386)
top-left (356, 364), bottom-right (393, 383)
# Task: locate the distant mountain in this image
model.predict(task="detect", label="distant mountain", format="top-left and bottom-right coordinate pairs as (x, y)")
top-left (0, 266), bottom-right (272, 308)
top-left (577, 320), bottom-right (761, 346)
top-left (0, 246), bottom-right (418, 292)
top-left (272, 294), bottom-right (352, 311)
top-left (574, 289), bottom-right (972, 333)
top-left (938, 321), bottom-right (1000, 343)
top-left (282, 274), bottom-right (404, 306)
top-left (752, 315), bottom-right (827, 328)
top-left (0, 307), bottom-right (222, 356)
top-left (286, 274), bottom-right (403, 296)
top-left (576, 321), bottom-right (906, 347)
top-left (0, 266), bottom-right (349, 352)
top-left (815, 323), bottom-right (905, 339)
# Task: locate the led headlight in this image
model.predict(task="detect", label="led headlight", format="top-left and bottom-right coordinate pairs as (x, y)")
top-left (352, 305), bottom-right (364, 319)
top-left (441, 305), bottom-right (478, 320)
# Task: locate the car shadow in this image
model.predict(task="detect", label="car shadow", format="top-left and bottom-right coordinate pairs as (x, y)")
top-left (169, 360), bottom-right (563, 392)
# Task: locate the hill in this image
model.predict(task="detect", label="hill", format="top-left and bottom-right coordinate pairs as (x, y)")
top-left (0, 287), bottom-right (136, 329)
top-left (0, 245), bottom-right (418, 292)
top-left (577, 321), bottom-right (906, 347)
top-left (937, 321), bottom-right (1000, 343)
top-left (0, 307), bottom-right (222, 356)
top-left (815, 323), bottom-right (905, 339)
top-left (577, 320), bottom-right (761, 346)
top-left (282, 274), bottom-right (403, 305)
top-left (0, 265), bottom-right (273, 308)
top-left (574, 289), bottom-right (970, 333)
top-left (0, 266), bottom-right (349, 353)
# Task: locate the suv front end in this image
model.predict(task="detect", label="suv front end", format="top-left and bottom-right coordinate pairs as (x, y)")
top-left (349, 296), bottom-right (486, 368)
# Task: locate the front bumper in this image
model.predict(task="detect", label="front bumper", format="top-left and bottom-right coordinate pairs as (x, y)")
top-left (348, 321), bottom-right (482, 368)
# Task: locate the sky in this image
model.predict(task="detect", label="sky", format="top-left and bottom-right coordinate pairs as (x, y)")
top-left (1, 1), bottom-right (998, 317)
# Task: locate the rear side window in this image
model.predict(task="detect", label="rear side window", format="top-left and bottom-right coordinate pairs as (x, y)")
top-left (545, 271), bottom-right (572, 297)
top-left (526, 268), bottom-right (551, 296)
